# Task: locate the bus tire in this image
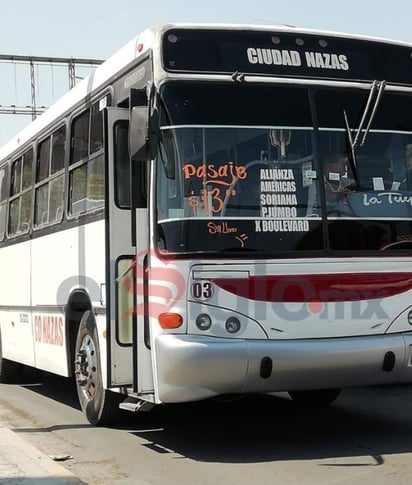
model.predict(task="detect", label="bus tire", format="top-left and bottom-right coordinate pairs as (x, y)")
top-left (288, 388), bottom-right (341, 406)
top-left (74, 311), bottom-right (122, 425)
top-left (0, 334), bottom-right (23, 384)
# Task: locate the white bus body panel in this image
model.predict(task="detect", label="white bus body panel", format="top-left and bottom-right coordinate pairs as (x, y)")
top-left (31, 220), bottom-right (106, 375)
top-left (0, 219), bottom-right (106, 377)
top-left (0, 239), bottom-right (34, 366)
top-left (146, 257), bottom-right (412, 403)
top-left (188, 259), bottom-right (412, 339)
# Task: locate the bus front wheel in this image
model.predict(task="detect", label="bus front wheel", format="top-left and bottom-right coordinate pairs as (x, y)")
top-left (288, 388), bottom-right (341, 406)
top-left (74, 311), bottom-right (122, 425)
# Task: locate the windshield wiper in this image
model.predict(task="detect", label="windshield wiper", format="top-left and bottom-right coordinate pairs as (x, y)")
top-left (360, 80), bottom-right (386, 146)
top-left (352, 80), bottom-right (386, 148)
top-left (343, 109), bottom-right (359, 189)
top-left (352, 80), bottom-right (379, 148)
top-left (342, 79), bottom-right (386, 187)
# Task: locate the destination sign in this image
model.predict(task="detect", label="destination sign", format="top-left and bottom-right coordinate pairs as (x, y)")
top-left (162, 28), bottom-right (412, 84)
top-left (246, 48), bottom-right (349, 71)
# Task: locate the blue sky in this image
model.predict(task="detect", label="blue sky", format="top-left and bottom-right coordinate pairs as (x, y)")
top-left (0, 0), bottom-right (411, 144)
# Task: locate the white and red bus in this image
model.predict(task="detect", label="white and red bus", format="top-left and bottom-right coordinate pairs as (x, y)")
top-left (1, 24), bottom-right (412, 424)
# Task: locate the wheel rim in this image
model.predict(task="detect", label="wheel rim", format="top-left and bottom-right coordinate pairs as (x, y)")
top-left (76, 334), bottom-right (98, 402)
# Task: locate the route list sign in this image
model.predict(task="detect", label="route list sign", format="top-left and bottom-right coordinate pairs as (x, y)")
top-left (182, 162), bottom-right (309, 236)
top-left (257, 167), bottom-right (309, 233)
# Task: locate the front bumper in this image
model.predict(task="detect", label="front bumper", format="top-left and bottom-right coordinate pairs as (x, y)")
top-left (154, 333), bottom-right (412, 403)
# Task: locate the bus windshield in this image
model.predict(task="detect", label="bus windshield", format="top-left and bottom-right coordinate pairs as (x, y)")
top-left (156, 81), bottom-right (412, 255)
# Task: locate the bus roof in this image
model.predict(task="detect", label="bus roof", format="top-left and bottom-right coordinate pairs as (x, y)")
top-left (0, 23), bottom-right (411, 161)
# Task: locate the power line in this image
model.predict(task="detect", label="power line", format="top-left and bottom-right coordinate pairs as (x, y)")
top-left (0, 54), bottom-right (104, 119)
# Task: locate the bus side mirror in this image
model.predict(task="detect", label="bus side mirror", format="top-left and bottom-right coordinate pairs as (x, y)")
top-left (129, 106), bottom-right (149, 162)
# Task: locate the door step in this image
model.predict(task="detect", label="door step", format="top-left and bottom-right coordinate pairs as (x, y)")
top-left (119, 396), bottom-right (155, 412)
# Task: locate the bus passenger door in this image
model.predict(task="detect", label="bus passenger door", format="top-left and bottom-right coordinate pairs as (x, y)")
top-left (105, 107), bottom-right (136, 388)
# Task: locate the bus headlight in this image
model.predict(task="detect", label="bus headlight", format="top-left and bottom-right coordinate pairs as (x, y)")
top-left (225, 317), bottom-right (241, 334)
top-left (196, 313), bottom-right (212, 331)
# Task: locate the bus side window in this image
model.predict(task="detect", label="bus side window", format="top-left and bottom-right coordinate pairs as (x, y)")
top-left (69, 101), bottom-right (105, 215)
top-left (35, 126), bottom-right (66, 227)
top-left (70, 111), bottom-right (89, 164)
top-left (90, 103), bottom-right (104, 155)
top-left (114, 120), bottom-right (130, 208)
top-left (0, 164), bottom-right (8, 241)
top-left (8, 149), bottom-right (33, 237)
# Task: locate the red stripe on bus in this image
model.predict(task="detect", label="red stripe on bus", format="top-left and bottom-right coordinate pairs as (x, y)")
top-left (210, 272), bottom-right (412, 302)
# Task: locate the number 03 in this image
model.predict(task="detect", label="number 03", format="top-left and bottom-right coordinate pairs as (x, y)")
top-left (191, 281), bottom-right (213, 300)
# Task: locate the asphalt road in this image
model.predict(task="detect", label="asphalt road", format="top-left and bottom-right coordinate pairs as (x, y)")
top-left (1, 373), bottom-right (412, 484)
